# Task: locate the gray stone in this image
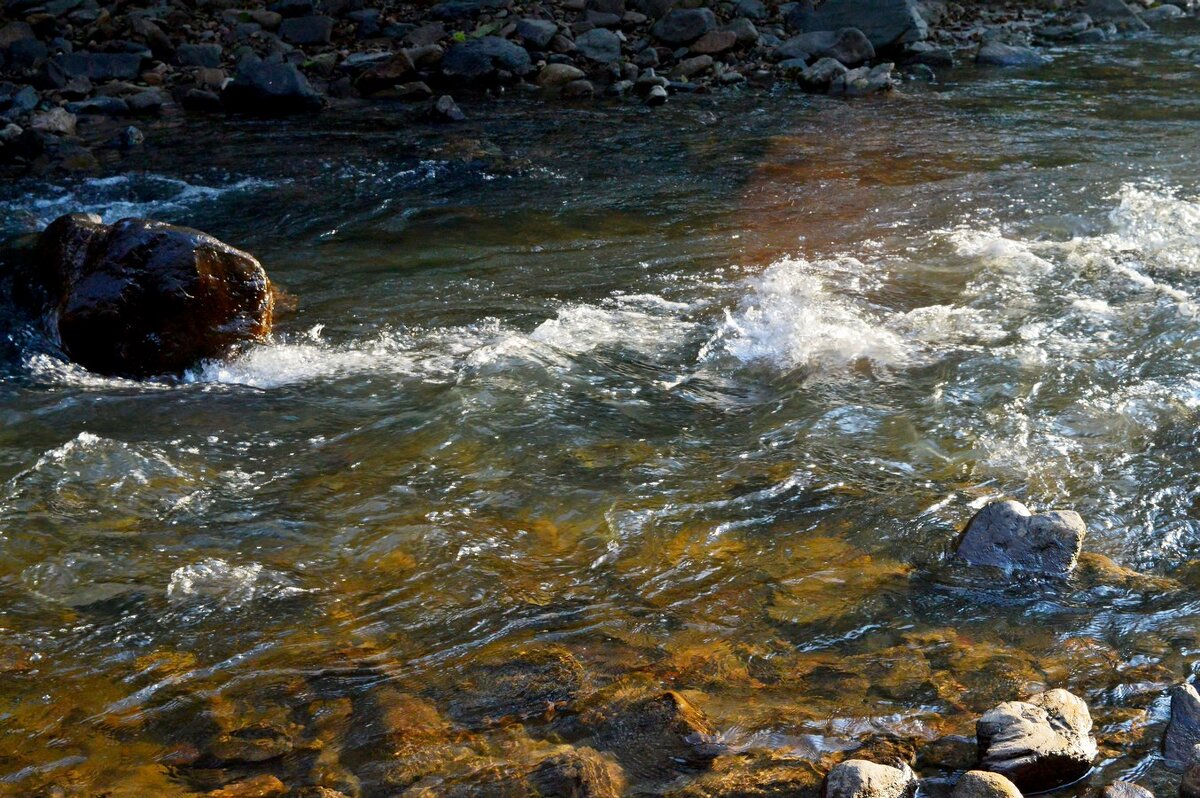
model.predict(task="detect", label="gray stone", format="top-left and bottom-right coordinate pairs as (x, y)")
top-left (651, 8), bottom-right (717, 45)
top-left (279, 15), bottom-right (334, 44)
top-left (429, 0), bottom-right (507, 20)
top-left (950, 771), bottom-right (1022, 798)
top-left (66, 95), bottom-right (129, 115)
top-left (831, 61), bottom-right (894, 96)
top-left (537, 62), bottom-right (586, 87)
top-left (1084, 0), bottom-right (1151, 30)
top-left (976, 689), bottom-right (1096, 793)
top-left (576, 28), bottom-right (622, 62)
top-left (441, 36), bottom-right (532, 81)
top-left (432, 94), bottom-right (465, 120)
top-left (674, 53), bottom-right (711, 78)
top-left (956, 499), bottom-right (1084, 575)
top-left (176, 43), bottom-right (223, 68)
top-left (47, 52), bottom-right (144, 85)
top-left (1141, 4), bottom-right (1184, 23)
top-left (516, 18), bottom-right (558, 49)
top-left (796, 0), bottom-right (927, 50)
top-left (127, 88), bottom-right (166, 114)
top-left (223, 55), bottom-right (324, 113)
top-left (1165, 684), bottom-right (1200, 767)
top-left (1184, 747), bottom-right (1200, 798)
top-left (824, 760), bottom-right (917, 798)
top-left (644, 83), bottom-right (668, 105)
top-left (798, 55), bottom-right (847, 89)
top-left (691, 30), bottom-right (737, 54)
top-left (723, 18), bottom-right (760, 46)
top-left (975, 42), bottom-right (1050, 67)
top-left (735, 0), bottom-right (767, 19)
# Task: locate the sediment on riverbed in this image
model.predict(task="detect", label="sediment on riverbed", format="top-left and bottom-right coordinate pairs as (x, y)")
top-left (0, 0), bottom-right (1191, 174)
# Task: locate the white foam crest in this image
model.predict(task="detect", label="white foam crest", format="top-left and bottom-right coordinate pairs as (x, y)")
top-left (528, 294), bottom-right (698, 357)
top-left (166, 558), bottom-right (307, 608)
top-left (708, 258), bottom-right (910, 373)
top-left (0, 174), bottom-right (279, 234)
top-left (1106, 183), bottom-right (1200, 271)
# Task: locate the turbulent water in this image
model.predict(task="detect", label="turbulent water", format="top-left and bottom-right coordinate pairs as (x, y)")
top-left (5, 25), bottom-right (1200, 798)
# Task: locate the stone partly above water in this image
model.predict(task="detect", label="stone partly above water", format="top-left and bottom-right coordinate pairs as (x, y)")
top-left (951, 770), bottom-right (1022, 798)
top-left (1164, 683), bottom-right (1200, 766)
top-left (955, 499), bottom-right (1086, 576)
top-left (16, 213), bottom-right (274, 378)
top-left (822, 759), bottom-right (918, 798)
top-left (976, 689), bottom-right (1097, 793)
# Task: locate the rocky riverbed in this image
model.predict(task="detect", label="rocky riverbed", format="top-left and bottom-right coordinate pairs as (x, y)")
top-left (0, 0), bottom-right (1195, 173)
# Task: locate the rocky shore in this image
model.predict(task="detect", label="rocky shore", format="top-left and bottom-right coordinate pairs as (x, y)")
top-left (0, 0), bottom-right (1194, 174)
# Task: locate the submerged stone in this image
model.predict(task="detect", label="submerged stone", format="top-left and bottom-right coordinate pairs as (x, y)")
top-left (529, 747), bottom-right (626, 797)
top-left (585, 690), bottom-right (722, 781)
top-left (956, 499), bottom-right (1085, 576)
top-left (19, 214), bottom-right (274, 378)
top-left (1102, 781), bottom-right (1154, 798)
top-left (976, 689), bottom-right (1096, 792)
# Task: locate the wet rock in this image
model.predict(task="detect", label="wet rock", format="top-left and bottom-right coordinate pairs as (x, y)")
top-left (223, 55), bottom-right (324, 114)
top-left (441, 36), bottom-right (532, 82)
top-left (1101, 782), bottom-right (1153, 798)
top-left (951, 771), bottom-right (1021, 798)
top-left (675, 54), bottom-right (712, 78)
top-left (177, 43), bottom-right (223, 69)
top-left (975, 43), bottom-right (1050, 68)
top-left (799, 56), bottom-right (848, 90)
top-left (1184, 747), bottom-right (1200, 798)
top-left (780, 27), bottom-right (875, 66)
top-left (667, 757), bottom-right (824, 797)
top-left (67, 96), bottom-right (129, 115)
top-left (20, 214), bottom-right (274, 378)
top-left (1142, 4), bottom-right (1184, 23)
top-left (796, 0), bottom-right (927, 50)
top-left (280, 15), bottom-right (334, 45)
top-left (955, 500), bottom-right (1085, 576)
top-left (723, 18), bottom-right (760, 46)
top-left (830, 62), bottom-right (894, 96)
top-left (1164, 683), bottom-right (1200, 766)
top-left (529, 747), bottom-right (625, 797)
top-left (517, 18), bottom-right (559, 49)
top-left (906, 43), bottom-right (953, 68)
top-left (205, 775), bottom-right (287, 798)
top-left (127, 88), bottom-right (167, 114)
top-left (432, 94), bottom-right (466, 120)
top-left (117, 125), bottom-right (144, 149)
top-left (1084, 0), bottom-right (1151, 30)
top-left (644, 83), bottom-right (668, 105)
top-left (449, 645), bottom-right (588, 726)
top-left (208, 723), bottom-right (294, 764)
top-left (823, 759), bottom-right (918, 798)
top-left (30, 107), bottom-right (75, 135)
top-left (691, 30), bottom-right (737, 54)
top-left (538, 62), bottom-right (586, 88)
top-left (976, 689), bottom-right (1096, 793)
top-left (562, 78), bottom-right (596, 98)
top-left (576, 28), bottom-right (622, 62)
top-left (585, 691), bottom-right (721, 780)
top-left (652, 8), bottom-right (717, 45)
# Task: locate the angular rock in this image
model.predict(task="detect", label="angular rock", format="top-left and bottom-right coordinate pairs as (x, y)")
top-left (432, 94), bottom-right (466, 121)
top-left (692, 30), bottom-right (737, 54)
top-left (1101, 782), bottom-right (1153, 798)
top-left (781, 26), bottom-right (875, 65)
top-left (652, 8), bottom-right (717, 45)
top-left (30, 107), bottom-right (75, 135)
top-left (796, 0), bottom-right (927, 50)
top-left (1164, 683), bottom-right (1200, 766)
top-left (127, 88), bottom-right (167, 114)
top-left (1184, 747), bottom-right (1200, 798)
top-left (976, 689), bottom-right (1096, 793)
top-left (951, 771), bottom-right (1022, 798)
top-left (19, 214), bottom-right (275, 378)
top-left (223, 56), bottom-right (324, 114)
top-left (354, 51), bottom-right (415, 94)
top-left (576, 28), bottom-right (622, 62)
top-left (956, 500), bottom-right (1085, 575)
top-left (674, 54), bottom-right (712, 78)
top-left (441, 36), bottom-right (532, 82)
top-left (798, 56), bottom-right (848, 90)
top-left (823, 760), bottom-right (917, 798)
top-left (976, 43), bottom-right (1050, 68)
top-left (279, 15), bottom-right (334, 45)
top-left (723, 18), bottom-right (760, 46)
top-left (644, 83), bottom-right (668, 105)
top-left (830, 61), bottom-right (895, 96)
top-left (517, 17), bottom-right (558, 49)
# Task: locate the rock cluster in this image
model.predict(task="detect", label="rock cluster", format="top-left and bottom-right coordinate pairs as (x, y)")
top-left (0, 0), bottom-right (1191, 172)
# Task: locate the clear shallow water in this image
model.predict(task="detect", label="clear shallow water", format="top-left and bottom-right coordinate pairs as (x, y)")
top-left (4, 26), bottom-right (1200, 798)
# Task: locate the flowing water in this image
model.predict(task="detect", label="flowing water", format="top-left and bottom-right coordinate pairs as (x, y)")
top-left (4, 23), bottom-right (1200, 798)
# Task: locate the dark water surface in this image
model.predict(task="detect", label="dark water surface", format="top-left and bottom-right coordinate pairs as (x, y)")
top-left (4, 23), bottom-right (1200, 798)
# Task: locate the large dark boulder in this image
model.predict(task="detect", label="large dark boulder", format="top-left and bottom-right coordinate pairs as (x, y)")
top-left (222, 55), bottom-right (324, 114)
top-left (976, 689), bottom-right (1096, 793)
top-left (440, 36), bottom-right (532, 82)
top-left (955, 499), bottom-right (1085, 576)
top-left (18, 214), bottom-right (274, 378)
top-left (1165, 683), bottom-right (1200, 767)
top-left (791, 0), bottom-right (926, 50)
top-left (651, 8), bottom-right (717, 45)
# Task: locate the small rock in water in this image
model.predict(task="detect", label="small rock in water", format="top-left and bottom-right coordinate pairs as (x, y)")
top-left (976, 42), bottom-right (1050, 67)
top-left (1101, 781), bottom-right (1154, 798)
top-left (529, 747), bottom-right (625, 797)
top-left (644, 84), bottom-right (668, 105)
top-left (823, 759), bottom-right (918, 798)
top-left (223, 55), bottom-right (324, 114)
top-left (18, 214), bottom-right (274, 378)
top-left (955, 499), bottom-right (1085, 576)
top-left (976, 689), bottom-right (1096, 793)
top-left (117, 125), bottom-right (144, 149)
top-left (205, 775), bottom-right (287, 798)
top-left (1164, 683), bottom-right (1200, 766)
top-left (586, 690), bottom-right (722, 780)
top-left (1141, 4), bottom-right (1185, 23)
top-left (538, 62), bottom-right (587, 88)
top-left (951, 771), bottom-right (1022, 798)
top-left (432, 94), bottom-right (466, 120)
top-left (1183, 746), bottom-right (1200, 798)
